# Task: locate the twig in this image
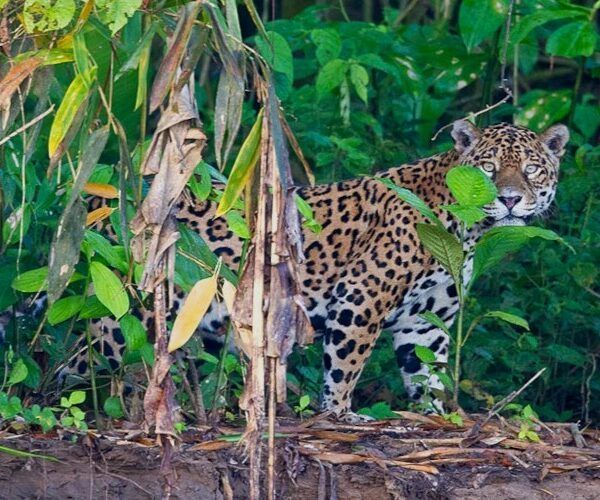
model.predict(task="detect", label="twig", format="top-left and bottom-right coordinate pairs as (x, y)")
top-left (569, 423), bottom-right (587, 448)
top-left (467, 368), bottom-right (546, 438)
top-left (0, 104), bottom-right (54, 147)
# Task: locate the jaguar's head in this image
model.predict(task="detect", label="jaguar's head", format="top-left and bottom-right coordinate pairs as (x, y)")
top-left (451, 120), bottom-right (569, 226)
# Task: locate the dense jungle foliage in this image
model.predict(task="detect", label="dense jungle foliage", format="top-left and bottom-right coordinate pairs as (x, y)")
top-left (0, 0), bottom-right (598, 431)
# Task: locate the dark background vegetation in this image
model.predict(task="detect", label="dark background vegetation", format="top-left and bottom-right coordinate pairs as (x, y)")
top-left (0, 0), bottom-right (599, 427)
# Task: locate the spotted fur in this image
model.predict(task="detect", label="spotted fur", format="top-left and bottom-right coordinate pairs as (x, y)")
top-left (59, 121), bottom-right (569, 421)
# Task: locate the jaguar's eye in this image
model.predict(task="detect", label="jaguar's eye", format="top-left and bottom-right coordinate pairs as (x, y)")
top-left (524, 164), bottom-right (539, 175)
top-left (481, 162), bottom-right (495, 173)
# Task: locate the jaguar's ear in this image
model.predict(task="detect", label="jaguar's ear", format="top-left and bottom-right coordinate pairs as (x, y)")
top-left (539, 124), bottom-right (569, 158)
top-left (451, 119), bottom-right (480, 154)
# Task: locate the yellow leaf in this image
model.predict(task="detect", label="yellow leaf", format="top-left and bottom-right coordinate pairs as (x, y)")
top-left (215, 108), bottom-right (263, 217)
top-left (48, 66), bottom-right (97, 158)
top-left (83, 182), bottom-right (119, 199)
top-left (86, 206), bottom-right (114, 226)
top-left (222, 279), bottom-right (236, 313)
top-left (168, 271), bottom-right (219, 353)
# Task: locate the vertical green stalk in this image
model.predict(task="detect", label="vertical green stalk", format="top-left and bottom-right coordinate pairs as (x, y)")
top-left (86, 321), bottom-right (101, 429)
top-left (453, 221), bottom-right (467, 405)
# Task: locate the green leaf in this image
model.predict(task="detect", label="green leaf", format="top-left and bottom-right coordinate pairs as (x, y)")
top-left (12, 267), bottom-right (48, 292)
top-left (484, 311), bottom-right (529, 330)
top-left (96, 0), bottom-right (142, 35)
top-left (90, 261), bottom-right (129, 319)
top-left (509, 8), bottom-right (589, 48)
top-left (446, 166), bottom-right (497, 207)
top-left (8, 359), bottom-right (28, 386)
top-left (188, 162), bottom-right (212, 201)
top-left (299, 394), bottom-right (310, 410)
top-left (216, 109), bottom-right (263, 216)
top-left (442, 204), bottom-right (486, 228)
top-left (377, 178), bottom-right (442, 225)
top-left (311, 29), bottom-right (342, 65)
top-left (68, 390), bottom-right (86, 405)
top-left (316, 59), bottom-right (348, 96)
top-left (48, 66), bottom-right (97, 158)
top-left (546, 344), bottom-right (587, 367)
top-left (546, 21), bottom-right (598, 58)
top-left (515, 90), bottom-right (571, 131)
top-left (119, 314), bottom-right (148, 351)
top-left (104, 396), bottom-right (124, 418)
top-left (84, 231), bottom-right (128, 274)
top-left (416, 223), bottom-right (464, 284)
top-left (418, 311), bottom-right (450, 335)
top-left (415, 345), bottom-right (437, 364)
top-left (48, 296), bottom-right (84, 325)
top-left (296, 194), bottom-right (322, 234)
top-left (79, 295), bottom-right (111, 319)
top-left (23, 0), bottom-right (76, 33)
top-left (472, 226), bottom-right (571, 282)
top-left (256, 31), bottom-right (293, 84)
top-left (459, 0), bottom-right (507, 51)
top-left (226, 211), bottom-right (251, 239)
top-left (349, 64), bottom-right (369, 103)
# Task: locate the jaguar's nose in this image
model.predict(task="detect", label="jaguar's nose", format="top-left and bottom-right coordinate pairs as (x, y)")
top-left (498, 195), bottom-right (522, 210)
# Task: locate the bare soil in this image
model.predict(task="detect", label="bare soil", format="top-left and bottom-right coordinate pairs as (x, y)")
top-left (0, 414), bottom-right (598, 499)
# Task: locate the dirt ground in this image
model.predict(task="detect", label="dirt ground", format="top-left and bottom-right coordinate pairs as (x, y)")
top-left (0, 414), bottom-right (599, 499)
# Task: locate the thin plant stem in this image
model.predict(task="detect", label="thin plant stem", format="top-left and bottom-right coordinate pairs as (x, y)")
top-left (86, 321), bottom-right (102, 429)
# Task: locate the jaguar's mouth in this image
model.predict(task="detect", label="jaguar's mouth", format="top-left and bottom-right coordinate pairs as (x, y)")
top-left (494, 214), bottom-right (532, 227)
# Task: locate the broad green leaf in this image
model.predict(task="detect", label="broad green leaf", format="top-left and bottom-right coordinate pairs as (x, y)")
top-left (104, 396), bottom-right (124, 418)
top-left (509, 8), bottom-right (588, 48)
top-left (546, 21), bottom-right (598, 58)
top-left (311, 29), bottom-right (342, 65)
top-left (48, 296), bottom-right (84, 325)
top-left (377, 178), bottom-right (442, 225)
top-left (8, 359), bottom-right (28, 386)
top-left (84, 231), bottom-right (128, 274)
top-left (48, 66), bottom-right (97, 158)
top-left (419, 311), bottom-right (450, 335)
top-left (256, 31), bottom-right (293, 84)
top-left (546, 344), bottom-right (587, 367)
top-left (349, 64), bottom-right (369, 103)
top-left (12, 267), bottom-right (49, 292)
top-left (416, 223), bottom-right (464, 284)
top-left (472, 226), bottom-right (571, 282)
top-left (415, 345), bottom-right (437, 364)
top-left (23, 0), bottom-right (76, 33)
top-left (90, 261), bottom-right (129, 319)
top-left (96, 0), bottom-right (143, 35)
top-left (459, 0), bottom-right (507, 51)
top-left (316, 59), bottom-right (348, 96)
top-left (515, 90), bottom-right (571, 131)
top-left (442, 204), bottom-right (486, 228)
top-left (484, 311), bottom-right (529, 330)
top-left (119, 314), bottom-right (148, 351)
top-left (446, 166), bottom-right (497, 207)
top-left (216, 108), bottom-right (263, 216)
top-left (189, 162), bottom-right (212, 201)
top-left (78, 295), bottom-right (111, 319)
top-left (226, 211), bottom-right (251, 239)
top-left (68, 390), bottom-right (86, 405)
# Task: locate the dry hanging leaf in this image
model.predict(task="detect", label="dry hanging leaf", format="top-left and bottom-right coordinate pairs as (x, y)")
top-left (222, 279), bottom-right (236, 315)
top-left (168, 266), bottom-right (219, 352)
top-left (86, 206), bottom-right (114, 226)
top-left (83, 182), bottom-right (119, 199)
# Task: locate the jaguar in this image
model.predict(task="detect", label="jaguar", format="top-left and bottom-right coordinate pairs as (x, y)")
top-left (7, 120), bottom-right (569, 422)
